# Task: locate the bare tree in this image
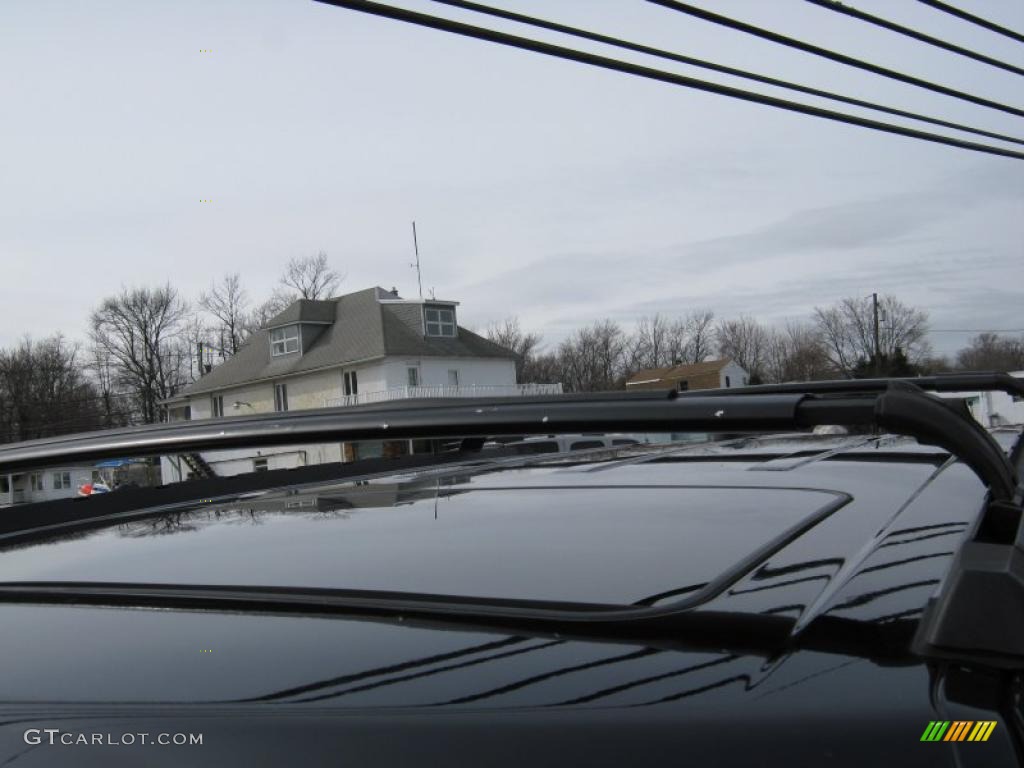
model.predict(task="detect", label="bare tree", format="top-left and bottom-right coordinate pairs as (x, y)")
top-left (486, 317), bottom-right (543, 381)
top-left (813, 295), bottom-right (930, 377)
top-left (239, 254), bottom-right (342, 335)
top-left (920, 354), bottom-right (954, 374)
top-left (627, 315), bottom-right (672, 371)
top-left (90, 285), bottom-right (190, 424)
top-left (84, 344), bottom-right (133, 428)
top-left (245, 288), bottom-right (295, 335)
top-left (681, 310), bottom-right (716, 364)
top-left (762, 322), bottom-right (835, 383)
top-left (200, 273), bottom-right (250, 356)
top-left (956, 333), bottom-right (1024, 372)
top-left (0, 336), bottom-right (106, 443)
top-left (592, 319), bottom-right (629, 389)
top-left (626, 310), bottom-right (715, 375)
top-left (559, 319), bottom-right (628, 392)
top-left (522, 352), bottom-right (563, 386)
top-left (715, 316), bottom-right (770, 382)
top-left (281, 251), bottom-right (342, 300)
top-left (181, 313), bottom-right (215, 383)
top-left (661, 319), bottom-right (689, 367)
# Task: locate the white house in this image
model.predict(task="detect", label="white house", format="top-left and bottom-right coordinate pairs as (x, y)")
top-left (1, 465), bottom-right (105, 507)
top-left (936, 371), bottom-right (1024, 428)
top-left (159, 286), bottom-right (561, 483)
top-left (624, 359), bottom-right (750, 392)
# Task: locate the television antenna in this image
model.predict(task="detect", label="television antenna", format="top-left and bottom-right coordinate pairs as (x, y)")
top-left (411, 221), bottom-right (423, 299)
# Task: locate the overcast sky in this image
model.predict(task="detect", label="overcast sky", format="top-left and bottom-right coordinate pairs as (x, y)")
top-left (2, 0), bottom-right (1022, 357)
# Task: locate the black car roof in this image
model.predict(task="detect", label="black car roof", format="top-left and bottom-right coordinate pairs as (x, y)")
top-left (0, 378), bottom-right (1021, 673)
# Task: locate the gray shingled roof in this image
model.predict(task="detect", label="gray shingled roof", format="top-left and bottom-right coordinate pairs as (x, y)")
top-left (265, 298), bottom-right (337, 327)
top-left (172, 287), bottom-right (514, 399)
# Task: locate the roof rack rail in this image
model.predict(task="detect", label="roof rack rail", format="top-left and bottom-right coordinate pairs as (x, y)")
top-left (688, 371), bottom-right (1024, 398)
top-left (0, 383), bottom-right (1015, 495)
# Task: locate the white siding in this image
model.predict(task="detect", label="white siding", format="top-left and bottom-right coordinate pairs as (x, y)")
top-left (719, 362), bottom-right (749, 388)
top-left (936, 373), bottom-right (1024, 428)
top-left (278, 369), bottom-right (342, 411)
top-left (12, 466), bottom-right (96, 504)
top-left (182, 363), bottom-right (388, 419)
top-left (161, 357), bottom-right (516, 484)
top-left (180, 358), bottom-right (512, 421)
top-left (345, 362), bottom-right (388, 394)
top-left (380, 357), bottom-right (516, 389)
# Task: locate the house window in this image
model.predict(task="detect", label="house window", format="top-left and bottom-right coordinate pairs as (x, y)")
top-left (725, 375), bottom-right (731, 388)
top-left (30, 473), bottom-right (44, 491)
top-left (253, 458), bottom-right (268, 473)
top-left (407, 367), bottom-right (420, 386)
top-left (447, 369), bottom-right (459, 386)
top-left (677, 380), bottom-right (689, 392)
top-left (52, 471), bottom-right (71, 490)
top-left (270, 325), bottom-right (300, 356)
top-left (0, 476), bottom-right (8, 494)
top-left (274, 383), bottom-right (288, 412)
top-left (424, 307), bottom-right (456, 337)
top-left (343, 370), bottom-right (358, 396)
top-left (211, 395), bottom-right (224, 418)
top-left (512, 441), bottom-right (559, 455)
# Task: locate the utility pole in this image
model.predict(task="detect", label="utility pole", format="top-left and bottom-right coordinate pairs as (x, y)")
top-left (411, 221), bottom-right (423, 299)
top-left (872, 292), bottom-right (881, 375)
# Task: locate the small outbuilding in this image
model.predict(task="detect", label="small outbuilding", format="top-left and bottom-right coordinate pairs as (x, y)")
top-left (625, 359), bottom-right (749, 392)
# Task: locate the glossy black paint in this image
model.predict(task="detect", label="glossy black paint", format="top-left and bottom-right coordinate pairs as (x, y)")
top-left (1, 436), bottom-right (1021, 766)
top-left (0, 485), bottom-right (841, 603)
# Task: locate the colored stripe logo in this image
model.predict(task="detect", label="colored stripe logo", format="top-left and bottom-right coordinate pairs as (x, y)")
top-left (921, 721), bottom-right (997, 742)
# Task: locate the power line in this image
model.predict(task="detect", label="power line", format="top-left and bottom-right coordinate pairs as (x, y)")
top-left (312, 0), bottom-right (1024, 160)
top-left (915, 0), bottom-right (1024, 45)
top-left (805, 0), bottom-right (1024, 76)
top-left (428, 0), bottom-right (1024, 146)
top-left (929, 329), bottom-right (1024, 334)
top-left (646, 0), bottom-right (1024, 118)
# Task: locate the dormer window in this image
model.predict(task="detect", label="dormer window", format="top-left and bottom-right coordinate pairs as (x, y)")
top-left (270, 325), bottom-right (300, 356)
top-left (424, 306), bottom-right (456, 337)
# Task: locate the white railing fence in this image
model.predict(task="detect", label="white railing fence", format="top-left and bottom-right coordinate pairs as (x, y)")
top-left (324, 383), bottom-right (563, 409)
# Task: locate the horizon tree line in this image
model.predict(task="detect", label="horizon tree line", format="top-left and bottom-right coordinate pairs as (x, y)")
top-left (1, 269), bottom-right (1021, 444)
top-left (486, 296), bottom-right (1017, 392)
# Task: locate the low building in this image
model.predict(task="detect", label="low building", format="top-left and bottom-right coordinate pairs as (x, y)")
top-left (936, 370), bottom-right (1024, 427)
top-left (1, 465), bottom-right (104, 507)
top-left (625, 359), bottom-right (749, 392)
top-left (159, 286), bottom-right (561, 482)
